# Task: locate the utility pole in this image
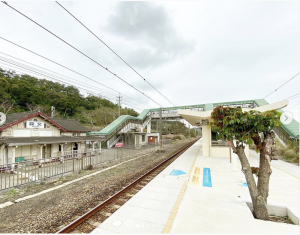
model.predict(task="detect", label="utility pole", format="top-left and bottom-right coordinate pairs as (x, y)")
top-left (51, 106), bottom-right (55, 118)
top-left (159, 107), bottom-right (162, 148)
top-left (117, 93), bottom-right (122, 117)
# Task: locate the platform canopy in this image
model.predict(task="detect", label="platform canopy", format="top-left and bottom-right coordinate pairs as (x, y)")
top-left (178, 100), bottom-right (289, 126)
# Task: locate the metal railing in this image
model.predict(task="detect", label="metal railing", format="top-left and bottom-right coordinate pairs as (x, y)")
top-left (0, 141), bottom-right (174, 191)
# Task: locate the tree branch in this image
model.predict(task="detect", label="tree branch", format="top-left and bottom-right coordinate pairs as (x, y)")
top-left (229, 138), bottom-right (237, 152)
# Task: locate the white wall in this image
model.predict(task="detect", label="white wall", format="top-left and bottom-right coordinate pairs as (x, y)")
top-left (7, 146), bottom-right (15, 164)
top-left (2, 116), bottom-right (61, 137)
top-left (51, 143), bottom-right (59, 157)
top-left (0, 146), bottom-right (4, 164)
top-left (210, 146), bottom-right (231, 158)
top-left (15, 146), bottom-right (31, 158)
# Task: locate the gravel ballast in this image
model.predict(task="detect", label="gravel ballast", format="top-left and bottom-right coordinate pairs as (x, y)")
top-left (0, 139), bottom-right (193, 233)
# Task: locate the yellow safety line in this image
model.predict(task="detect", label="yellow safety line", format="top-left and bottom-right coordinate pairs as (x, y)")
top-left (188, 146), bottom-right (202, 177)
top-left (162, 145), bottom-right (201, 233)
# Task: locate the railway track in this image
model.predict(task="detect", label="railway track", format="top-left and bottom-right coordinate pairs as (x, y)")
top-left (56, 139), bottom-right (198, 234)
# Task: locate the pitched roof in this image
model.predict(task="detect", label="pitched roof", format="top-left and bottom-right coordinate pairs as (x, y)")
top-left (2, 111), bottom-right (37, 125)
top-left (0, 111), bottom-right (66, 131)
top-left (52, 118), bottom-right (88, 132)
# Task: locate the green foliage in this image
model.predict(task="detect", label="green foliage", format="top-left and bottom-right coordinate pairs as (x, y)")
top-left (151, 120), bottom-right (188, 136)
top-left (209, 106), bottom-right (282, 144)
top-left (283, 149), bottom-right (298, 159)
top-left (0, 68), bottom-right (138, 126)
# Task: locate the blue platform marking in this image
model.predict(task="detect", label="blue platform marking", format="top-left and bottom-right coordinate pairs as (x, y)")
top-left (203, 168), bottom-right (212, 187)
top-left (238, 182), bottom-right (248, 187)
top-left (170, 169), bottom-right (187, 176)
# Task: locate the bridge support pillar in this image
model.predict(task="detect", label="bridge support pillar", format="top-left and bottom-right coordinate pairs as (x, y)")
top-left (202, 124), bottom-right (211, 157)
top-left (147, 122), bottom-right (151, 133)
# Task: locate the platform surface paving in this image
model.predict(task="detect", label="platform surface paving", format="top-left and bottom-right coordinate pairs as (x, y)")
top-left (91, 139), bottom-right (299, 234)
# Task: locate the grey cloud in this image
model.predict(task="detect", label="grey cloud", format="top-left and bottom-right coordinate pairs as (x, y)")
top-left (104, 2), bottom-right (195, 68)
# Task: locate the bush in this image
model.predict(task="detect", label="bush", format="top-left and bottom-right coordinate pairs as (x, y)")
top-left (173, 134), bottom-right (185, 140)
top-left (283, 149), bottom-right (298, 159)
top-left (85, 165), bottom-right (93, 170)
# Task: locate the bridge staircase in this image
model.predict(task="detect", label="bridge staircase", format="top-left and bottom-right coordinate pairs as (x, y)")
top-left (87, 99), bottom-right (299, 145)
top-left (108, 135), bottom-right (122, 149)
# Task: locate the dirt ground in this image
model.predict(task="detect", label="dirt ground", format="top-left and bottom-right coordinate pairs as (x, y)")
top-left (0, 139), bottom-right (193, 233)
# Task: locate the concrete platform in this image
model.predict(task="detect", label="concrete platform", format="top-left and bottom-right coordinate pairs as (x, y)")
top-left (91, 139), bottom-right (299, 234)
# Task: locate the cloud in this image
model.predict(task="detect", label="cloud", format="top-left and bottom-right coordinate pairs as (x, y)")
top-left (104, 1), bottom-right (195, 69)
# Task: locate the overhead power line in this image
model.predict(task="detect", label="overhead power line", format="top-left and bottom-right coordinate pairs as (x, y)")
top-left (283, 93), bottom-right (299, 101)
top-left (1, 1), bottom-right (163, 107)
top-left (0, 51), bottom-right (151, 109)
top-left (55, 1), bottom-right (176, 107)
top-left (282, 103), bottom-right (299, 109)
top-left (0, 37), bottom-right (152, 109)
top-left (0, 62), bottom-right (144, 111)
top-left (263, 73), bottom-right (299, 99)
top-left (0, 57), bottom-right (146, 110)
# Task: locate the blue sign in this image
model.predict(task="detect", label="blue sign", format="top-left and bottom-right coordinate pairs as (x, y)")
top-left (203, 168), bottom-right (212, 187)
top-left (170, 169), bottom-right (187, 176)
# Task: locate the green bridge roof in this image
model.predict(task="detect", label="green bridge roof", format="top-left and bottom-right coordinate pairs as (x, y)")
top-left (87, 99), bottom-right (299, 139)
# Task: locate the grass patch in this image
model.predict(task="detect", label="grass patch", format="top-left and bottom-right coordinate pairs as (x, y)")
top-left (2, 188), bottom-right (19, 199)
top-left (274, 138), bottom-right (299, 165)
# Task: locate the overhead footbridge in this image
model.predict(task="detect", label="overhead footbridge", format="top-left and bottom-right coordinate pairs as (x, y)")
top-left (87, 99), bottom-right (299, 147)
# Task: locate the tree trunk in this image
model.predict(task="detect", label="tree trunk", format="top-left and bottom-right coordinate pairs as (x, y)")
top-left (233, 143), bottom-right (269, 220)
top-left (253, 132), bottom-right (274, 220)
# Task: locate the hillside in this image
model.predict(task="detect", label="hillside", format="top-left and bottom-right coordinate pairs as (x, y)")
top-left (0, 68), bottom-right (138, 129)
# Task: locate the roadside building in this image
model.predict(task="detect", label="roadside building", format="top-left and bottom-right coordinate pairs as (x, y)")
top-left (0, 111), bottom-right (103, 164)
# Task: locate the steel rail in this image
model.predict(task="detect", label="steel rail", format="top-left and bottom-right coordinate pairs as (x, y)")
top-left (56, 138), bottom-right (199, 233)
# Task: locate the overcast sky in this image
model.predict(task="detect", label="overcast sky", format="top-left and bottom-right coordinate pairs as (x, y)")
top-left (0, 1), bottom-right (299, 121)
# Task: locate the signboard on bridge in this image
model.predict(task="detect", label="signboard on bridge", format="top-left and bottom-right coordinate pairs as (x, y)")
top-left (115, 142), bottom-right (123, 148)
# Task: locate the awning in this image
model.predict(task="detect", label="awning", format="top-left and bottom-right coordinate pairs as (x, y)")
top-left (0, 136), bottom-right (105, 147)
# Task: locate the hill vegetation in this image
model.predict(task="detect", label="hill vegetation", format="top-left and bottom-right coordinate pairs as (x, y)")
top-left (0, 68), bottom-right (138, 128)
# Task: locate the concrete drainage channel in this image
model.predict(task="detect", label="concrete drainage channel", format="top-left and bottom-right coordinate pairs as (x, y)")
top-left (246, 202), bottom-right (299, 225)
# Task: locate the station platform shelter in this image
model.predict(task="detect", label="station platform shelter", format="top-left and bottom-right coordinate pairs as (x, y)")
top-left (91, 138), bottom-right (299, 234)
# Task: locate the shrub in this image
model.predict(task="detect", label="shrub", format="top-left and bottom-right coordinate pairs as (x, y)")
top-left (283, 149), bottom-right (298, 159)
top-left (85, 165), bottom-right (93, 170)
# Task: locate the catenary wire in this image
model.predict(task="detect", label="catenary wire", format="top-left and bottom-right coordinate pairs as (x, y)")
top-left (0, 52), bottom-right (151, 109)
top-left (282, 103), bottom-right (299, 109)
top-left (1, 1), bottom-right (163, 107)
top-left (0, 56), bottom-right (146, 109)
top-left (0, 62), bottom-right (144, 111)
top-left (55, 1), bottom-right (176, 106)
top-left (0, 53), bottom-right (122, 99)
top-left (0, 64), bottom-right (143, 111)
top-left (0, 37), bottom-right (153, 109)
top-left (283, 93), bottom-right (299, 100)
top-left (0, 63), bottom-right (144, 111)
top-left (263, 73), bottom-right (299, 99)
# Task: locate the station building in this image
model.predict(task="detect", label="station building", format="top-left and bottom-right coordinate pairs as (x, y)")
top-left (0, 111), bottom-right (102, 164)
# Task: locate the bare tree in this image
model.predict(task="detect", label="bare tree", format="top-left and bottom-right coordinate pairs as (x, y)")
top-left (26, 103), bottom-right (50, 115)
top-left (0, 100), bottom-right (15, 114)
